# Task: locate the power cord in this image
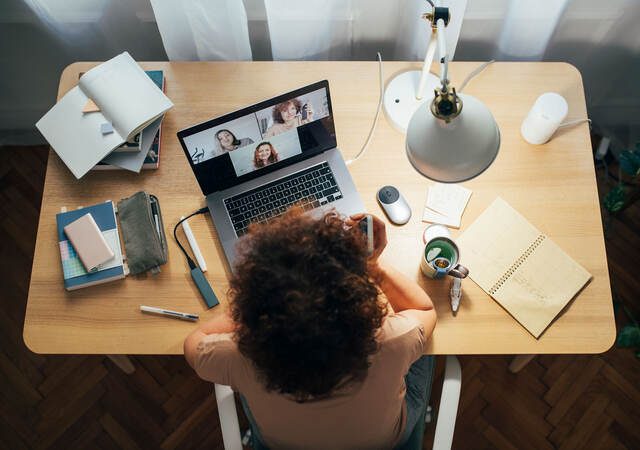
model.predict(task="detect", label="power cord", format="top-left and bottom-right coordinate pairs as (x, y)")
top-left (558, 118), bottom-right (592, 128)
top-left (174, 206), bottom-right (209, 270)
top-left (346, 51), bottom-right (384, 166)
top-left (459, 60), bottom-right (495, 93)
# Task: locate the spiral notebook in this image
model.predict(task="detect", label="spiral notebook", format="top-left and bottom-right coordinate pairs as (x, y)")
top-left (457, 198), bottom-right (592, 338)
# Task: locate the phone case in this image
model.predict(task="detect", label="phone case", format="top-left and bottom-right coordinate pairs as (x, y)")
top-left (117, 191), bottom-right (168, 275)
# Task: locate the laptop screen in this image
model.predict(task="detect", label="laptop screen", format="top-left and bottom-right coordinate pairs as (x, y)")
top-left (177, 80), bottom-right (336, 195)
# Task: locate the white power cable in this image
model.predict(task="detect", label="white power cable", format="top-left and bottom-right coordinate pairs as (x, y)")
top-left (558, 118), bottom-right (592, 128)
top-left (458, 60), bottom-right (495, 93)
top-left (346, 52), bottom-right (383, 166)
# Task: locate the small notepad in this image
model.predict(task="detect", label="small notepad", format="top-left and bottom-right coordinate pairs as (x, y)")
top-left (423, 183), bottom-right (472, 228)
top-left (457, 198), bottom-right (592, 338)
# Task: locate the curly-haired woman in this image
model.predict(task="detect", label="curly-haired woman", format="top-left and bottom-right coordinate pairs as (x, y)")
top-left (184, 209), bottom-right (437, 449)
top-left (264, 98), bottom-right (313, 138)
top-left (254, 142), bottom-right (279, 169)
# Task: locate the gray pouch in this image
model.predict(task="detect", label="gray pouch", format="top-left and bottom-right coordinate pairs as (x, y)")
top-left (117, 191), bottom-right (168, 275)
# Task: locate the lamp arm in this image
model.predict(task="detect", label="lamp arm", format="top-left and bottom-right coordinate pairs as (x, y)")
top-left (416, 27), bottom-right (438, 100)
top-left (436, 18), bottom-right (448, 86)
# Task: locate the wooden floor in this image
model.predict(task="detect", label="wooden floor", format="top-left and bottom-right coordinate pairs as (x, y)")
top-left (1, 145), bottom-right (638, 449)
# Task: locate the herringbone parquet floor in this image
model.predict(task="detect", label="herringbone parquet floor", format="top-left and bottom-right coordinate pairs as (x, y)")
top-left (1, 145), bottom-right (638, 449)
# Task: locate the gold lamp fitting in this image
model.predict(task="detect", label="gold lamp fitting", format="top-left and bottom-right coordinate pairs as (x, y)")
top-left (430, 84), bottom-right (462, 123)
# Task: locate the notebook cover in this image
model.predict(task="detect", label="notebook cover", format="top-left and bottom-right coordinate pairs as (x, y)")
top-left (63, 213), bottom-right (114, 271)
top-left (56, 201), bottom-right (125, 290)
top-left (457, 197), bottom-right (592, 338)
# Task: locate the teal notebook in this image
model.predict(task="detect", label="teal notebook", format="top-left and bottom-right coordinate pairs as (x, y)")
top-left (56, 201), bottom-right (125, 290)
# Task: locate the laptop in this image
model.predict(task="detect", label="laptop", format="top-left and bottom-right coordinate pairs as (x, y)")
top-left (177, 80), bottom-right (365, 271)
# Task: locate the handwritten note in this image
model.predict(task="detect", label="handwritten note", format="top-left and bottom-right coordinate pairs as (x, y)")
top-left (422, 183), bottom-right (472, 229)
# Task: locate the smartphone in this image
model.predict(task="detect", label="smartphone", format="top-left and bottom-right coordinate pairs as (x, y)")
top-left (358, 215), bottom-right (374, 256)
top-left (300, 103), bottom-right (308, 121)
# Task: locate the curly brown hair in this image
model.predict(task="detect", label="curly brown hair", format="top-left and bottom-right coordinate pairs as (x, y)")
top-left (253, 142), bottom-right (279, 168)
top-left (229, 208), bottom-right (387, 402)
top-left (272, 98), bottom-right (302, 124)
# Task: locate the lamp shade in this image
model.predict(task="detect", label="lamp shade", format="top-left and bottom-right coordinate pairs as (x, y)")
top-left (406, 93), bottom-right (500, 183)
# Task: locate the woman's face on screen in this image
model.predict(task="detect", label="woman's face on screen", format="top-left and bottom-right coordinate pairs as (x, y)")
top-left (217, 131), bottom-right (234, 148)
top-left (257, 144), bottom-right (272, 161)
top-left (280, 103), bottom-right (297, 123)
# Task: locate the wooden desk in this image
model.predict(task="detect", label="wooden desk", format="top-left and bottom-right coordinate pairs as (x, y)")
top-left (24, 62), bottom-right (615, 357)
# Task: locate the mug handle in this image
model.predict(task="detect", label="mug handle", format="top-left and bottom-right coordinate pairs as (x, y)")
top-left (449, 264), bottom-right (469, 279)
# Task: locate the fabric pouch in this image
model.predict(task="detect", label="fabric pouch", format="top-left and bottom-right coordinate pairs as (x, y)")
top-left (117, 191), bottom-right (168, 275)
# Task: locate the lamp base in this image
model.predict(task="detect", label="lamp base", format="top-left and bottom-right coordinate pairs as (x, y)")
top-left (383, 70), bottom-right (440, 134)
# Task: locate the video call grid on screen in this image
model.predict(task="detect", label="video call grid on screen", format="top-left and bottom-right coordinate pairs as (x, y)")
top-left (177, 80), bottom-right (336, 196)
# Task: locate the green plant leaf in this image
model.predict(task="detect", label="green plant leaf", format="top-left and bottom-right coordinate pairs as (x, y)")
top-left (636, 349), bottom-right (640, 359)
top-left (604, 184), bottom-right (627, 212)
top-left (619, 150), bottom-right (640, 177)
top-left (616, 324), bottom-right (640, 348)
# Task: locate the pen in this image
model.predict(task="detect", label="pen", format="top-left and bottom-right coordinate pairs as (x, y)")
top-left (150, 202), bottom-right (161, 240)
top-left (140, 305), bottom-right (199, 322)
top-left (181, 216), bottom-right (207, 272)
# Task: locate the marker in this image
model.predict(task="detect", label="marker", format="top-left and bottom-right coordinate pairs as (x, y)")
top-left (180, 216), bottom-right (207, 272)
top-left (140, 305), bottom-right (199, 322)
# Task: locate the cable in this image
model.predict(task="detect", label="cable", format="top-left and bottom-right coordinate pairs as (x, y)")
top-left (459, 60), bottom-right (495, 93)
top-left (173, 206), bottom-right (209, 270)
top-left (346, 52), bottom-right (384, 166)
top-left (558, 118), bottom-right (592, 128)
top-left (425, 0), bottom-right (434, 7)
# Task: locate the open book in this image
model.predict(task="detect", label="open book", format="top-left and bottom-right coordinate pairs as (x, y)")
top-left (457, 198), bottom-right (592, 338)
top-left (36, 52), bottom-right (173, 179)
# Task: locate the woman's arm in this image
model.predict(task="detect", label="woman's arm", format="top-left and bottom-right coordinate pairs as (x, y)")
top-left (377, 259), bottom-right (437, 338)
top-left (347, 213), bottom-right (437, 338)
top-left (184, 312), bottom-right (235, 369)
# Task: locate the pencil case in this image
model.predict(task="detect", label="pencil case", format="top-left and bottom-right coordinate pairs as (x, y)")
top-left (117, 190), bottom-right (168, 275)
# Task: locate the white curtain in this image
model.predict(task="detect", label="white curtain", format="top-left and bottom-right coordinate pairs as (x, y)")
top-left (262, 0), bottom-right (466, 61)
top-left (5, 0), bottom-right (640, 149)
top-left (150, 0), bottom-right (252, 60)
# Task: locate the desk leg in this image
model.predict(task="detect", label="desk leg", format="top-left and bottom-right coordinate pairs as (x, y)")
top-left (509, 354), bottom-right (535, 373)
top-left (107, 355), bottom-right (136, 374)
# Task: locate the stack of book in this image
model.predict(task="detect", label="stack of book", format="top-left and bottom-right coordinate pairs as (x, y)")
top-left (36, 52), bottom-right (173, 179)
top-left (92, 70), bottom-right (165, 171)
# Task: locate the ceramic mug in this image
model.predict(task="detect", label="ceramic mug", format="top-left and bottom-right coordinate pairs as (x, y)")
top-left (420, 224), bottom-right (469, 279)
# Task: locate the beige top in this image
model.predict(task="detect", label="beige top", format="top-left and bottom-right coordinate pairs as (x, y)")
top-left (194, 312), bottom-right (426, 449)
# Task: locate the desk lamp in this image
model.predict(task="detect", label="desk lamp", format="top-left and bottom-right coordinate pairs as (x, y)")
top-left (384, 3), bottom-right (500, 183)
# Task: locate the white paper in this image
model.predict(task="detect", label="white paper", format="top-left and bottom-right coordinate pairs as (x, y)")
top-left (422, 183), bottom-right (472, 229)
top-left (422, 208), bottom-right (461, 229)
top-left (426, 183), bottom-right (472, 218)
top-left (36, 86), bottom-right (125, 179)
top-left (79, 52), bottom-right (173, 138)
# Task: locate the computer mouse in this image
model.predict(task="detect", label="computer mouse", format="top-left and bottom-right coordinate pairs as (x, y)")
top-left (377, 186), bottom-right (411, 225)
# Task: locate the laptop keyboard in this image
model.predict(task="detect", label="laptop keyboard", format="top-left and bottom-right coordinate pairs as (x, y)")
top-left (224, 162), bottom-right (343, 237)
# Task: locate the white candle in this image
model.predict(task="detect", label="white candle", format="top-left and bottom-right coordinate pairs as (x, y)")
top-left (521, 93), bottom-right (568, 145)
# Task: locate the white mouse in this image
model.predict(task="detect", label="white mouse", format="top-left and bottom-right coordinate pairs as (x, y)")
top-left (377, 185), bottom-right (411, 225)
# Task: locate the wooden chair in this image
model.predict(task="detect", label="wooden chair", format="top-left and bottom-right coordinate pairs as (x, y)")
top-left (214, 355), bottom-right (462, 450)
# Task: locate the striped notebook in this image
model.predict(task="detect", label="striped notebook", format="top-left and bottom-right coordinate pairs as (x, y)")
top-left (56, 201), bottom-right (126, 290)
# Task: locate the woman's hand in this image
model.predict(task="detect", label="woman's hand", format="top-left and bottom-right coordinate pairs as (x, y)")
top-left (347, 213), bottom-right (387, 263)
top-left (304, 104), bottom-right (313, 122)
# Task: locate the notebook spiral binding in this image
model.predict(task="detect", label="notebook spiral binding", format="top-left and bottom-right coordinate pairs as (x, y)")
top-left (488, 234), bottom-right (547, 295)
